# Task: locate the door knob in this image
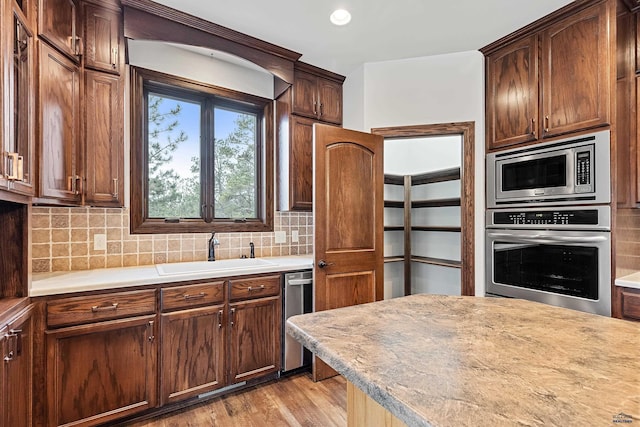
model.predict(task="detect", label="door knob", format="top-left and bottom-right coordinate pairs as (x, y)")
top-left (318, 260), bottom-right (334, 268)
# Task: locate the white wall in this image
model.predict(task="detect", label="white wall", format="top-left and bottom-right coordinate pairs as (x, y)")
top-left (344, 50), bottom-right (486, 296)
top-left (127, 40), bottom-right (273, 99)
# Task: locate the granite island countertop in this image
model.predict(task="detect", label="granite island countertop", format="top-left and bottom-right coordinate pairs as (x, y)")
top-left (287, 294), bottom-right (640, 427)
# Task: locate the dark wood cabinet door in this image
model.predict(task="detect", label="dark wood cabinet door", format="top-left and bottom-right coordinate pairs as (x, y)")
top-left (84, 70), bottom-right (123, 206)
top-left (38, 41), bottom-right (82, 204)
top-left (289, 116), bottom-right (315, 211)
top-left (292, 70), bottom-right (318, 119)
top-left (46, 315), bottom-right (157, 426)
top-left (540, 2), bottom-right (611, 138)
top-left (38, 0), bottom-right (78, 59)
top-left (2, 306), bottom-right (34, 427)
top-left (486, 35), bottom-right (539, 150)
top-left (4, 5), bottom-right (36, 196)
top-left (317, 78), bottom-right (342, 124)
top-left (229, 296), bottom-right (280, 384)
top-left (82, 2), bottom-right (121, 74)
top-left (160, 305), bottom-right (226, 405)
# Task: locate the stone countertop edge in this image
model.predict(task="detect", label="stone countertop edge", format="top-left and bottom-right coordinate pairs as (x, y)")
top-left (615, 271), bottom-right (640, 289)
top-left (30, 255), bottom-right (313, 297)
top-left (286, 309), bottom-right (431, 427)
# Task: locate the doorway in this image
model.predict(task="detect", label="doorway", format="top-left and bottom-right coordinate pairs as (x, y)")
top-left (372, 122), bottom-right (475, 297)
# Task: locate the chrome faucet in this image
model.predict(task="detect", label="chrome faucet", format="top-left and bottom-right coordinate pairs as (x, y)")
top-left (208, 232), bottom-right (220, 261)
top-left (249, 242), bottom-right (255, 258)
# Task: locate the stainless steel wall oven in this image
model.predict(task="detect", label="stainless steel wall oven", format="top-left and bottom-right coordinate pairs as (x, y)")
top-left (486, 206), bottom-right (611, 316)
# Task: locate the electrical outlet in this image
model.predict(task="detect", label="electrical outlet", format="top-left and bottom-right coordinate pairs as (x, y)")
top-left (291, 230), bottom-right (299, 243)
top-left (274, 230), bottom-right (286, 244)
top-left (94, 234), bottom-right (107, 251)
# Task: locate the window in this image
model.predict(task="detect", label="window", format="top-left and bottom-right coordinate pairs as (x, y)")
top-left (130, 67), bottom-right (274, 233)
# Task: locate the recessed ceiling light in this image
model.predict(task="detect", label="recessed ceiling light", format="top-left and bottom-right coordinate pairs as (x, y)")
top-left (330, 9), bottom-right (351, 26)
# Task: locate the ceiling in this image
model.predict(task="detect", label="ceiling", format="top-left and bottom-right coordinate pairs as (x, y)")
top-left (152, 0), bottom-right (574, 76)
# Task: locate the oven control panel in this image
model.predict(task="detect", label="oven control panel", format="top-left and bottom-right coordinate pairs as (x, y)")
top-left (492, 209), bottom-right (599, 226)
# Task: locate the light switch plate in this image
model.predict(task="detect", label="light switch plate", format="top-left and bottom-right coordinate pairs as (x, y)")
top-left (94, 233), bottom-right (107, 251)
top-left (274, 231), bottom-right (286, 244)
top-left (291, 230), bottom-right (299, 243)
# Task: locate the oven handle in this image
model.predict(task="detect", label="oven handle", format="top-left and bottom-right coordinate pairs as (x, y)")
top-left (487, 232), bottom-right (608, 244)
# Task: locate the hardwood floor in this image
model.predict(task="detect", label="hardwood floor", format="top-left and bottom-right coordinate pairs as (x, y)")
top-left (124, 372), bottom-right (347, 427)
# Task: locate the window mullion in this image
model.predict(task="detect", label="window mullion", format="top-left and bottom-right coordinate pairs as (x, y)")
top-left (202, 98), bottom-right (216, 223)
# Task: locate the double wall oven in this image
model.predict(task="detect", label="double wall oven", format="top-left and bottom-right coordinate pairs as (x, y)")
top-left (486, 130), bottom-right (612, 316)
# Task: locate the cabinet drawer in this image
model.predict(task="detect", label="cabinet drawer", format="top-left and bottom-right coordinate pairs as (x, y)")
top-left (161, 281), bottom-right (225, 311)
top-left (230, 275), bottom-right (280, 301)
top-left (621, 289), bottom-right (640, 320)
top-left (47, 289), bottom-right (156, 327)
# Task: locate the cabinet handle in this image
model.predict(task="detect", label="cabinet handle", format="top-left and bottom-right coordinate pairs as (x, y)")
top-left (312, 94), bottom-right (317, 115)
top-left (148, 320), bottom-right (155, 342)
top-left (6, 152), bottom-right (19, 180)
top-left (91, 302), bottom-right (119, 312)
top-left (247, 285), bottom-right (265, 292)
top-left (230, 308), bottom-right (236, 327)
top-left (544, 116), bottom-right (550, 133)
top-left (10, 329), bottom-right (22, 356)
top-left (112, 178), bottom-right (118, 198)
top-left (218, 310), bottom-right (223, 329)
top-left (4, 351), bottom-right (14, 363)
top-left (112, 47), bottom-right (118, 69)
top-left (319, 102), bottom-right (324, 117)
top-left (531, 118), bottom-right (536, 138)
top-left (68, 175), bottom-right (81, 195)
top-left (74, 36), bottom-right (83, 56)
top-left (183, 292), bottom-right (206, 300)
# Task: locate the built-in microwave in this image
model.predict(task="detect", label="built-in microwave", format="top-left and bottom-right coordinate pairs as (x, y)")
top-left (487, 130), bottom-right (610, 208)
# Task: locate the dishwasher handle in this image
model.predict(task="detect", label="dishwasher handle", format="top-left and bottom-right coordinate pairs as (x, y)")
top-left (287, 278), bottom-right (313, 286)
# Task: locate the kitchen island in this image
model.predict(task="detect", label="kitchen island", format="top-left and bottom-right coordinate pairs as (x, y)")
top-left (286, 294), bottom-right (640, 426)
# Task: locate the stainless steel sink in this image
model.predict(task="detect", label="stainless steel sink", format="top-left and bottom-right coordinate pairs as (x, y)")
top-left (155, 258), bottom-right (277, 276)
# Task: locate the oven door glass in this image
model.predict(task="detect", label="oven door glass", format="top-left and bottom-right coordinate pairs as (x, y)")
top-left (501, 155), bottom-right (567, 191)
top-left (493, 242), bottom-right (598, 300)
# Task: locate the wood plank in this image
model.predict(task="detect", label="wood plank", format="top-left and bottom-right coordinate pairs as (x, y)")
top-left (410, 167), bottom-right (460, 185)
top-left (347, 381), bottom-right (406, 427)
top-left (411, 226), bottom-right (461, 232)
top-left (384, 256), bottom-right (404, 263)
top-left (411, 198), bottom-right (461, 208)
top-left (411, 256), bottom-right (462, 269)
top-left (122, 372), bottom-right (347, 427)
top-left (384, 174), bottom-right (404, 185)
top-left (384, 200), bottom-right (404, 208)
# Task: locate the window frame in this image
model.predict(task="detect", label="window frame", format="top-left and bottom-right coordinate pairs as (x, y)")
top-left (130, 66), bottom-right (274, 234)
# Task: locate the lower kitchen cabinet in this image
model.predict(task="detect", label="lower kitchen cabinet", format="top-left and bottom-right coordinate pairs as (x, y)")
top-left (160, 281), bottom-right (226, 405)
top-left (229, 295), bottom-right (281, 383)
top-left (1, 304), bottom-right (34, 427)
top-left (45, 315), bottom-right (157, 426)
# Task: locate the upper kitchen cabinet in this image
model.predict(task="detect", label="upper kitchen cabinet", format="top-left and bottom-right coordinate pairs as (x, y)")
top-left (483, 0), bottom-right (614, 151)
top-left (485, 35), bottom-right (539, 149)
top-left (38, 0), bottom-right (80, 60)
top-left (277, 62), bottom-right (345, 211)
top-left (292, 62), bottom-right (344, 125)
top-left (540, 3), bottom-right (611, 137)
top-left (81, 0), bottom-right (122, 74)
top-left (0, 0), bottom-right (37, 198)
top-left (37, 41), bottom-right (82, 205)
top-left (84, 70), bottom-right (123, 206)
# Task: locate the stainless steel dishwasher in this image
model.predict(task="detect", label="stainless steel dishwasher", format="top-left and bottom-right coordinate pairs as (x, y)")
top-left (282, 270), bottom-right (313, 373)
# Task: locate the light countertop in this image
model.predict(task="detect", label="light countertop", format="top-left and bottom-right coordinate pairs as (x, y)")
top-left (616, 271), bottom-right (640, 290)
top-left (31, 255), bottom-right (313, 296)
top-left (287, 294), bottom-right (640, 427)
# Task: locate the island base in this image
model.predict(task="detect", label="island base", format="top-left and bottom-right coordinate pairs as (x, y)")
top-left (347, 380), bottom-right (406, 427)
